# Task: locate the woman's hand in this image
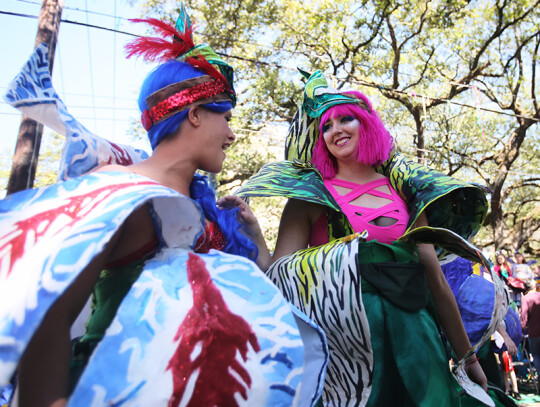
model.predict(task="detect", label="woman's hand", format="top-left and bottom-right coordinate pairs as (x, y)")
top-left (217, 195), bottom-right (272, 270)
top-left (464, 359), bottom-right (488, 391)
top-left (217, 195), bottom-right (262, 239)
top-left (505, 340), bottom-right (518, 357)
top-left (497, 324), bottom-right (518, 356)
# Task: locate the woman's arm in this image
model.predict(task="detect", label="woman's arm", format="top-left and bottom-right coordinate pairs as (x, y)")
top-left (272, 198), bottom-right (316, 261)
top-left (415, 213), bottom-right (488, 391)
top-left (218, 196), bottom-right (316, 271)
top-left (17, 228), bottom-right (123, 407)
top-left (17, 203), bottom-right (157, 407)
top-left (497, 323), bottom-right (517, 356)
top-left (520, 296), bottom-right (530, 331)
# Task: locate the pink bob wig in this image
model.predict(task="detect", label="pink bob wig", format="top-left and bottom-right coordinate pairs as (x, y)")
top-left (311, 91), bottom-right (393, 178)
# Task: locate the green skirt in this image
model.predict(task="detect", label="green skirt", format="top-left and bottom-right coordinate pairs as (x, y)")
top-left (363, 287), bottom-right (459, 406)
top-left (358, 240), bottom-right (509, 407)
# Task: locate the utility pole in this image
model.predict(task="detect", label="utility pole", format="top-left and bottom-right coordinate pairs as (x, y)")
top-left (6, 0), bottom-right (63, 195)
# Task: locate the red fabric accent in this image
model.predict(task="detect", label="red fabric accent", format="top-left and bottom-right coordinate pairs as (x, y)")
top-left (502, 351), bottom-right (514, 372)
top-left (125, 18), bottom-right (195, 63)
top-left (309, 211), bottom-right (329, 247)
top-left (108, 142), bottom-right (136, 166)
top-left (167, 253), bottom-right (261, 407)
top-left (507, 277), bottom-right (525, 291)
top-left (141, 110), bottom-right (152, 132)
top-left (104, 237), bottom-right (158, 269)
top-left (141, 80), bottom-right (227, 131)
top-left (194, 222), bottom-right (226, 254)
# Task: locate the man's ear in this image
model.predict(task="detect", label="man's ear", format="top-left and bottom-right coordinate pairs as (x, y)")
top-left (187, 106), bottom-right (202, 127)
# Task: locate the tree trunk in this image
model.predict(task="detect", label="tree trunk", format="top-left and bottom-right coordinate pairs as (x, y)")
top-left (6, 0), bottom-right (63, 195)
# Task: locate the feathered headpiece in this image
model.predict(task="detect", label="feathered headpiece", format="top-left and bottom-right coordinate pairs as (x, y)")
top-left (125, 4), bottom-right (236, 131)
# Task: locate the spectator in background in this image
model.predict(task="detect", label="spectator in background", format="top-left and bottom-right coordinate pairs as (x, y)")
top-left (520, 281), bottom-right (540, 377)
top-left (513, 252), bottom-right (535, 293)
top-left (494, 251), bottom-right (512, 281)
top-left (532, 262), bottom-right (540, 285)
top-left (495, 250), bottom-right (526, 304)
top-left (494, 317), bottom-right (521, 399)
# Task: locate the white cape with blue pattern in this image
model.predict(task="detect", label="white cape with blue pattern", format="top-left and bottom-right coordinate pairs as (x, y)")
top-left (0, 44), bottom-right (328, 407)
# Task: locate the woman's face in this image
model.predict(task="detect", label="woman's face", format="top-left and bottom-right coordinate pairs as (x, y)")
top-left (321, 113), bottom-right (360, 162)
top-left (496, 255), bottom-right (505, 265)
top-left (533, 264), bottom-right (540, 277)
top-left (196, 108), bottom-right (235, 173)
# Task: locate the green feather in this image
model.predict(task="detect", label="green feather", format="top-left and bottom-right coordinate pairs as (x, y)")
top-left (175, 3), bottom-right (192, 36)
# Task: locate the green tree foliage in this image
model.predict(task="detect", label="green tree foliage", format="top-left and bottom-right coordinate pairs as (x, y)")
top-left (217, 122), bottom-right (287, 251)
top-left (139, 0), bottom-right (540, 256)
top-left (33, 132), bottom-right (64, 188)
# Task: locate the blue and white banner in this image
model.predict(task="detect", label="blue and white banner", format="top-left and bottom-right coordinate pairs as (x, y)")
top-left (3, 43), bottom-right (149, 181)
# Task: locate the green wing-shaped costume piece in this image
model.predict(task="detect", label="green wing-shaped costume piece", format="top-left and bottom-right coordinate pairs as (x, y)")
top-left (235, 160), bottom-right (339, 210)
top-left (236, 155), bottom-right (489, 259)
top-left (378, 151), bottom-right (489, 237)
top-left (236, 160), bottom-right (355, 240)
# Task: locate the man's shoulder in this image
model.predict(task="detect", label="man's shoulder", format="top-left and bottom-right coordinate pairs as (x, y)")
top-left (523, 291), bottom-right (540, 302)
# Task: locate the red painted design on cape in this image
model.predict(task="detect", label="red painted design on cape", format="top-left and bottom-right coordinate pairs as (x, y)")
top-left (1, 180), bottom-right (156, 277)
top-left (167, 253), bottom-right (261, 407)
top-left (107, 142), bottom-right (137, 166)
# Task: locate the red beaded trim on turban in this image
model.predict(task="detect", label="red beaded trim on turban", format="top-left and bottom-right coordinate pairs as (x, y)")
top-left (141, 75), bottom-right (230, 131)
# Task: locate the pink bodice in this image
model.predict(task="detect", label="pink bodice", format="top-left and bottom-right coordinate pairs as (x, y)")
top-left (310, 177), bottom-right (409, 246)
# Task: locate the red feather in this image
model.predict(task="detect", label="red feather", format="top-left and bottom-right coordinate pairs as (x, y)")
top-left (125, 18), bottom-right (195, 62)
top-left (185, 56), bottom-right (230, 91)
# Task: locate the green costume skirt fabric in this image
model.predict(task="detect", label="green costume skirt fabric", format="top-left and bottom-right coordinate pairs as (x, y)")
top-left (363, 287), bottom-right (459, 406)
top-left (268, 238), bottom-right (508, 406)
top-left (356, 241), bottom-right (458, 406)
top-left (359, 243), bottom-right (509, 407)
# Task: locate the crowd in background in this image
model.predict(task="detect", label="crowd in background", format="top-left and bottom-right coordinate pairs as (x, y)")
top-left (484, 250), bottom-right (540, 399)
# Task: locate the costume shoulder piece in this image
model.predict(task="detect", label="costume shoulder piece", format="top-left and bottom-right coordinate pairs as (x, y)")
top-left (236, 160), bottom-right (340, 211)
top-left (235, 160), bottom-right (354, 240)
top-left (1, 37), bottom-right (329, 405)
top-left (0, 172), bottom-right (328, 406)
top-left (378, 150), bottom-right (489, 240)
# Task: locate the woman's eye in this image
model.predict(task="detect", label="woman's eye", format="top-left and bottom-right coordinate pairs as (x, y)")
top-left (341, 116), bottom-right (354, 123)
top-left (322, 124), bottom-right (331, 133)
